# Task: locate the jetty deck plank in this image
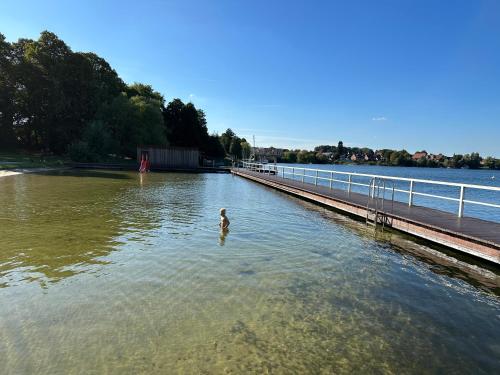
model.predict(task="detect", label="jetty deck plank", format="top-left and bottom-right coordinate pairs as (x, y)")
top-left (234, 169), bottom-right (500, 250)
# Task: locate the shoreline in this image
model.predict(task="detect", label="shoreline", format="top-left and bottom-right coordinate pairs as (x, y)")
top-left (0, 167), bottom-right (68, 179)
top-left (278, 162), bottom-right (499, 170)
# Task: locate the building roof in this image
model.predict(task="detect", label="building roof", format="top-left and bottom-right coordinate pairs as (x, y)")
top-left (412, 151), bottom-right (428, 160)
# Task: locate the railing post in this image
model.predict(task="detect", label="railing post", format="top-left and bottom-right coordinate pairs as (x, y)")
top-left (282, 167), bottom-right (285, 179)
top-left (348, 175), bottom-right (352, 194)
top-left (315, 170), bottom-right (318, 185)
top-left (302, 169), bottom-right (305, 183)
top-left (458, 186), bottom-right (465, 218)
top-left (329, 171), bottom-right (333, 189)
top-left (409, 180), bottom-right (414, 206)
top-left (292, 167), bottom-right (295, 180)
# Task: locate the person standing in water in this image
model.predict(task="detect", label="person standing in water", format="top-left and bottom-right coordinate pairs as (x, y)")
top-left (219, 208), bottom-right (230, 229)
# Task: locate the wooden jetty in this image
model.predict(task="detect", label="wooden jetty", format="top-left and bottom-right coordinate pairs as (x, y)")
top-left (232, 165), bottom-right (500, 265)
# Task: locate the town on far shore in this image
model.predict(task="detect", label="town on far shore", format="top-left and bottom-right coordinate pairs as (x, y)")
top-left (250, 141), bottom-right (500, 169)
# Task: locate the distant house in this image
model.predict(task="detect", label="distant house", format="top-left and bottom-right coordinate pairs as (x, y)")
top-left (252, 147), bottom-right (283, 162)
top-left (350, 153), bottom-right (373, 162)
top-left (412, 151), bottom-right (428, 161)
top-left (374, 151), bottom-right (384, 162)
top-left (428, 153), bottom-right (445, 161)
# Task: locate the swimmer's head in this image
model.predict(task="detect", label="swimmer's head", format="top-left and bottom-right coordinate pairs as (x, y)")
top-left (220, 208), bottom-right (226, 216)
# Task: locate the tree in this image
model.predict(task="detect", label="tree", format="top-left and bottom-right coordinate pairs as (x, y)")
top-left (129, 94), bottom-right (166, 147)
top-left (97, 89), bottom-right (166, 157)
top-left (333, 141), bottom-right (344, 160)
top-left (416, 156), bottom-right (428, 167)
top-left (127, 83), bottom-right (164, 104)
top-left (21, 31), bottom-right (74, 152)
top-left (229, 136), bottom-right (242, 159)
top-left (204, 133), bottom-right (225, 158)
top-left (162, 98), bottom-right (184, 145)
top-left (297, 150), bottom-right (315, 164)
top-left (464, 152), bottom-right (481, 169)
top-left (240, 140), bottom-right (252, 160)
top-left (0, 33), bottom-right (16, 148)
top-left (68, 120), bottom-right (115, 162)
top-left (448, 154), bottom-right (464, 169)
top-left (484, 157), bottom-right (499, 170)
top-left (282, 150), bottom-right (297, 163)
top-left (220, 128), bottom-right (235, 154)
top-left (162, 99), bottom-right (212, 151)
top-left (315, 152), bottom-right (329, 164)
top-left (314, 145), bottom-right (336, 153)
top-left (181, 102), bottom-right (204, 147)
top-left (389, 150), bottom-right (412, 166)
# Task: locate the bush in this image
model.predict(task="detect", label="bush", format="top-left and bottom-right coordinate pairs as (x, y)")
top-left (68, 141), bottom-right (100, 162)
top-left (68, 121), bottom-right (115, 162)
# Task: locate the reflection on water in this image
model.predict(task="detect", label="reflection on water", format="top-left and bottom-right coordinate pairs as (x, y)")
top-left (219, 229), bottom-right (229, 246)
top-left (0, 170), bottom-right (499, 374)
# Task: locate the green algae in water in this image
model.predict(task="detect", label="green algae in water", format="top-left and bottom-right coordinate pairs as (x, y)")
top-left (0, 170), bottom-right (499, 374)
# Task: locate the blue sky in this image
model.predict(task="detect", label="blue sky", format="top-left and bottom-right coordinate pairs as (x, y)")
top-left (1, 0), bottom-right (499, 156)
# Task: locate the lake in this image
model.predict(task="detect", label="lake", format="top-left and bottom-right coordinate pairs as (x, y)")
top-left (0, 170), bottom-right (499, 374)
top-left (278, 163), bottom-right (500, 222)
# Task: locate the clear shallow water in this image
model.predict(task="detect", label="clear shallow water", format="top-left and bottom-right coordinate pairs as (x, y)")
top-left (0, 170), bottom-right (499, 374)
top-left (279, 164), bottom-right (500, 222)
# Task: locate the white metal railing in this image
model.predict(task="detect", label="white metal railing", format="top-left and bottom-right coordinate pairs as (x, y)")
top-left (238, 161), bottom-right (500, 218)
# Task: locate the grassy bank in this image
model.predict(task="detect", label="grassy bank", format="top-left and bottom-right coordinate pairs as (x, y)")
top-left (0, 151), bottom-right (137, 170)
top-left (0, 151), bottom-right (70, 170)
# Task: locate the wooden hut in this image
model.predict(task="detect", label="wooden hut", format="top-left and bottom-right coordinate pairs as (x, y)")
top-left (137, 146), bottom-right (199, 169)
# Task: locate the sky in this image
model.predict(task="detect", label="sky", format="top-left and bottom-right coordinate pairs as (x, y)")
top-left (1, 0), bottom-right (499, 156)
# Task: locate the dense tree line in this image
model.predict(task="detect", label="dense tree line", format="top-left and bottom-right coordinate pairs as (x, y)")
top-left (0, 31), bottom-right (225, 161)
